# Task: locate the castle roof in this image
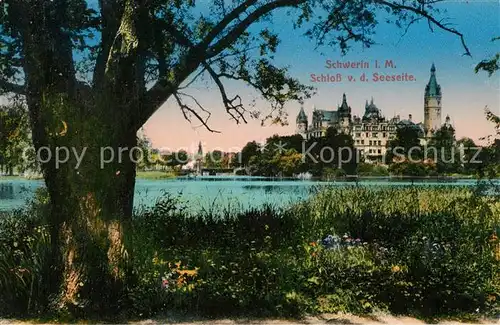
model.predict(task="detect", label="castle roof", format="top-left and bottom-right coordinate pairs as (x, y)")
top-left (338, 93), bottom-right (351, 116)
top-left (425, 63), bottom-right (441, 97)
top-left (363, 98), bottom-right (382, 121)
top-left (296, 106), bottom-right (308, 123)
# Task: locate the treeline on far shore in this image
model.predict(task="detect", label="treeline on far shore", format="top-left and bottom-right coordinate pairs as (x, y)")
top-left (1, 103), bottom-right (499, 180)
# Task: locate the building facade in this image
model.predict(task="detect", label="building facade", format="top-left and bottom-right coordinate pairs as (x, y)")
top-left (296, 64), bottom-right (450, 162)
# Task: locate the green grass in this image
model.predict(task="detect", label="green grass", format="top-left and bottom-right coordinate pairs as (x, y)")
top-left (0, 185), bottom-right (499, 319)
top-left (0, 171), bottom-right (176, 181)
top-left (0, 174), bottom-right (43, 180)
top-left (0, 175), bottom-right (23, 180)
top-left (136, 170), bottom-right (178, 180)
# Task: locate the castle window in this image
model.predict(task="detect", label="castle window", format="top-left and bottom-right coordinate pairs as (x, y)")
top-left (378, 149), bottom-right (382, 154)
top-left (369, 140), bottom-right (372, 146)
top-left (373, 133), bottom-right (378, 138)
top-left (383, 133), bottom-right (387, 138)
top-left (356, 133), bottom-right (361, 138)
top-left (378, 141), bottom-right (382, 146)
top-left (365, 132), bottom-right (369, 137)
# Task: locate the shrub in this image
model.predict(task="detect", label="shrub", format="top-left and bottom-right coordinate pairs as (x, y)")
top-left (1, 185), bottom-right (498, 319)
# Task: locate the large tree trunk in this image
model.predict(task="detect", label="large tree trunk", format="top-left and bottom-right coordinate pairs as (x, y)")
top-left (15, 0), bottom-right (149, 314)
top-left (24, 84), bottom-right (140, 313)
top-left (39, 107), bottom-right (138, 313)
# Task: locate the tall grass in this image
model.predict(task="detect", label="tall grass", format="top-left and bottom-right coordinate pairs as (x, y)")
top-left (1, 185), bottom-right (499, 319)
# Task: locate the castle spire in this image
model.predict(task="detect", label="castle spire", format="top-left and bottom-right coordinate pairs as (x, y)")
top-left (296, 105), bottom-right (307, 124)
top-left (425, 63), bottom-right (441, 97)
top-left (197, 141), bottom-right (203, 157)
top-left (339, 93), bottom-right (350, 115)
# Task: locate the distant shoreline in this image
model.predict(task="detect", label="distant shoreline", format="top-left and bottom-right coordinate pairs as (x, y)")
top-left (1, 173), bottom-right (496, 182)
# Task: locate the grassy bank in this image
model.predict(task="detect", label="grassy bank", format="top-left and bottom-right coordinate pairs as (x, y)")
top-left (0, 170), bottom-right (177, 181)
top-left (136, 170), bottom-right (178, 180)
top-left (0, 186), bottom-right (499, 320)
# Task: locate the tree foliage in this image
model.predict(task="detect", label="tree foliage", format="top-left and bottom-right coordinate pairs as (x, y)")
top-left (0, 102), bottom-right (30, 175)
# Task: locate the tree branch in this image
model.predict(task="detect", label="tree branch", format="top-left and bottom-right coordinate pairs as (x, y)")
top-left (199, 0), bottom-right (259, 49)
top-left (93, 0), bottom-right (124, 87)
top-left (173, 92), bottom-right (220, 133)
top-left (206, 0), bottom-right (305, 59)
top-left (374, 0), bottom-right (471, 56)
top-left (203, 62), bottom-right (248, 124)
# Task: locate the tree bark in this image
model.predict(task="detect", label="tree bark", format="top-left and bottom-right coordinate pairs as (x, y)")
top-left (38, 108), bottom-right (137, 313)
top-left (11, 0), bottom-right (143, 311)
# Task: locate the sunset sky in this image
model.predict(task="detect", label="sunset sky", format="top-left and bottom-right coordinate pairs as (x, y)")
top-left (142, 1), bottom-right (499, 153)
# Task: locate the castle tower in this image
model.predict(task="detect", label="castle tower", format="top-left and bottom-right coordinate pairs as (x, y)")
top-left (424, 63), bottom-right (442, 137)
top-left (296, 106), bottom-right (308, 139)
top-left (195, 141), bottom-right (203, 175)
top-left (338, 93), bottom-right (352, 134)
top-left (443, 114), bottom-right (454, 131)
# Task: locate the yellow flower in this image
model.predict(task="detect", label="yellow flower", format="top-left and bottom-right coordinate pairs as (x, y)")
top-left (177, 269), bottom-right (198, 277)
top-left (391, 265), bottom-right (401, 273)
top-left (487, 295), bottom-right (496, 302)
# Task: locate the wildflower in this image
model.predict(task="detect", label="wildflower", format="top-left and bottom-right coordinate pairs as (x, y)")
top-left (489, 233), bottom-right (498, 242)
top-left (161, 277), bottom-right (169, 289)
top-left (177, 269), bottom-right (198, 277)
top-left (487, 294), bottom-right (496, 302)
top-left (177, 277), bottom-right (186, 287)
top-left (391, 265), bottom-right (401, 273)
top-left (310, 241), bottom-right (317, 247)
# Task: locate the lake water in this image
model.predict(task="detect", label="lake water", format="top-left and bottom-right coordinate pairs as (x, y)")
top-left (0, 176), bottom-right (497, 214)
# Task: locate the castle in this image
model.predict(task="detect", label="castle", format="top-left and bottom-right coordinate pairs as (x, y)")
top-left (296, 64), bottom-right (453, 162)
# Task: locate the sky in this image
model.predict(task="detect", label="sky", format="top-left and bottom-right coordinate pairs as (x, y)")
top-left (142, 0), bottom-right (500, 153)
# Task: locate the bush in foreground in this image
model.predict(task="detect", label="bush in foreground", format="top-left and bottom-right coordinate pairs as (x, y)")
top-left (0, 186), bottom-right (499, 319)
